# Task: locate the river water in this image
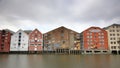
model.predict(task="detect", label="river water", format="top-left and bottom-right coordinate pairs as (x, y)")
top-left (0, 54), bottom-right (120, 68)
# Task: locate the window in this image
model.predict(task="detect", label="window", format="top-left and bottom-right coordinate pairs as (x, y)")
top-left (19, 36), bottom-right (21, 38)
top-left (1, 47), bottom-right (4, 50)
top-left (110, 34), bottom-right (112, 36)
top-left (111, 42), bottom-right (113, 44)
top-left (113, 26), bottom-right (115, 28)
top-left (30, 44), bottom-right (34, 46)
top-left (87, 36), bottom-right (89, 38)
top-left (117, 30), bottom-right (119, 32)
top-left (38, 34), bottom-right (40, 36)
top-left (111, 46), bottom-right (116, 49)
top-left (62, 40), bottom-right (65, 44)
top-left (114, 42), bottom-right (116, 44)
top-left (61, 33), bottom-right (64, 37)
top-left (32, 34), bottom-right (34, 36)
top-left (5, 40), bottom-right (7, 42)
top-left (94, 36), bottom-right (97, 38)
top-left (113, 34), bottom-right (115, 36)
top-left (1, 44), bottom-right (4, 46)
top-left (38, 39), bottom-right (42, 42)
top-left (30, 40), bottom-right (34, 42)
top-left (101, 33), bottom-right (104, 35)
top-left (117, 34), bottom-right (119, 36)
top-left (35, 40), bottom-right (37, 42)
top-left (90, 33), bottom-right (92, 35)
top-left (111, 46), bottom-right (114, 49)
top-left (38, 44), bottom-right (41, 46)
top-left (90, 36), bottom-right (92, 38)
top-left (18, 43), bottom-right (21, 46)
top-left (101, 36), bottom-right (104, 38)
top-left (113, 30), bottom-right (115, 32)
top-left (114, 46), bottom-right (116, 49)
top-left (87, 42), bottom-right (90, 45)
top-left (5, 37), bottom-right (7, 39)
top-left (113, 38), bottom-right (115, 40)
top-left (2, 40), bottom-right (4, 42)
top-left (35, 34), bottom-right (37, 37)
top-left (118, 46), bottom-right (120, 49)
top-left (19, 33), bottom-right (21, 35)
top-left (116, 26), bottom-right (119, 28)
top-left (6, 34), bottom-right (8, 36)
top-left (87, 39), bottom-right (89, 41)
top-left (19, 40), bottom-right (21, 42)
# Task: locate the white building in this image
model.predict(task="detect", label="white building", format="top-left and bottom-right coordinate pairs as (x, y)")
top-left (10, 29), bottom-right (29, 51)
top-left (104, 24), bottom-right (120, 54)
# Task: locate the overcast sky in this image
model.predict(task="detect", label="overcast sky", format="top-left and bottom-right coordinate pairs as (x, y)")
top-left (0, 0), bottom-right (120, 33)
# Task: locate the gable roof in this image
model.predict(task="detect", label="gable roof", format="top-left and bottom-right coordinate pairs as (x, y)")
top-left (44, 26), bottom-right (79, 34)
top-left (103, 23), bottom-right (120, 29)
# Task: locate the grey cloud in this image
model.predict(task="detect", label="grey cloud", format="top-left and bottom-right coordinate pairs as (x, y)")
top-left (71, 0), bottom-right (120, 21)
top-left (0, 0), bottom-right (120, 33)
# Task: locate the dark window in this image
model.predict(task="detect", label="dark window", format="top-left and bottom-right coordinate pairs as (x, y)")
top-left (19, 36), bottom-right (21, 38)
top-left (113, 30), bottom-right (115, 32)
top-left (19, 33), bottom-right (21, 35)
top-left (2, 40), bottom-right (4, 42)
top-left (94, 36), bottom-right (97, 38)
top-left (1, 44), bottom-right (4, 46)
top-left (111, 42), bottom-right (113, 44)
top-left (38, 44), bottom-right (41, 46)
top-left (19, 40), bottom-right (21, 42)
top-left (114, 46), bottom-right (116, 49)
top-left (35, 40), bottom-right (37, 42)
top-left (117, 34), bottom-right (119, 36)
top-left (117, 30), bottom-right (119, 32)
top-left (113, 26), bottom-right (115, 28)
top-left (116, 26), bottom-right (119, 28)
top-left (111, 46), bottom-right (114, 49)
top-left (62, 40), bottom-right (65, 44)
top-left (18, 43), bottom-right (21, 47)
top-left (2, 36), bottom-right (5, 39)
top-left (2, 30), bottom-right (6, 35)
top-left (118, 46), bottom-right (120, 49)
top-left (114, 42), bottom-right (116, 44)
top-left (1, 47), bottom-right (4, 50)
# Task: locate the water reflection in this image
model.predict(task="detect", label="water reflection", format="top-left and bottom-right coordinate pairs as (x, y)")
top-left (0, 54), bottom-right (120, 68)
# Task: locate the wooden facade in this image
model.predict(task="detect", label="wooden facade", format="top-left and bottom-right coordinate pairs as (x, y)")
top-left (43, 26), bottom-right (80, 51)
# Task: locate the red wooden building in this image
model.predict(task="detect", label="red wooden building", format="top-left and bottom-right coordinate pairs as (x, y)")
top-left (0, 29), bottom-right (13, 52)
top-left (80, 27), bottom-right (109, 54)
top-left (28, 29), bottom-right (43, 51)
